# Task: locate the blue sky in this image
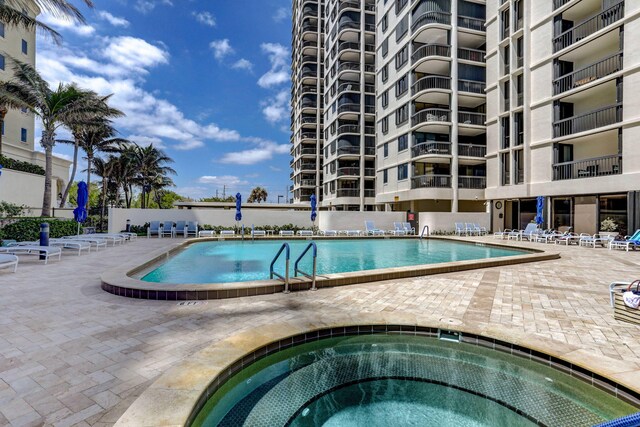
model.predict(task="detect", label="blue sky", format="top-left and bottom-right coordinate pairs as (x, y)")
top-left (37, 0), bottom-right (293, 202)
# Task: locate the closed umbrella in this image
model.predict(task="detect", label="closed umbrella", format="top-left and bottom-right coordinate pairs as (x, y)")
top-left (73, 181), bottom-right (88, 235)
top-left (310, 194), bottom-right (317, 223)
top-left (235, 193), bottom-right (242, 222)
top-left (535, 196), bottom-right (544, 226)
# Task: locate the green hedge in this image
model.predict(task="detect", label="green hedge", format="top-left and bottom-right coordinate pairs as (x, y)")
top-left (1, 218), bottom-right (78, 241)
top-left (0, 154), bottom-right (45, 176)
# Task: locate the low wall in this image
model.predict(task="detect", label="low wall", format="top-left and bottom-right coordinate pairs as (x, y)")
top-left (0, 168), bottom-right (46, 209)
top-left (419, 212), bottom-right (490, 234)
top-left (318, 211), bottom-right (405, 232)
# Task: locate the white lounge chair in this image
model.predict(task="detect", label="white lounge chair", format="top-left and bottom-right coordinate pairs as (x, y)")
top-left (609, 229), bottom-right (640, 251)
top-left (389, 222), bottom-right (406, 236)
top-left (473, 224), bottom-right (488, 236)
top-left (297, 230), bottom-right (313, 236)
top-left (402, 222), bottom-right (416, 235)
top-left (579, 233), bottom-right (611, 248)
top-left (364, 221), bottom-right (385, 236)
top-left (48, 239), bottom-right (91, 255)
top-left (220, 230), bottom-right (235, 236)
top-left (147, 221), bottom-right (161, 238)
top-left (455, 223), bottom-right (467, 236)
top-left (63, 236), bottom-right (108, 250)
top-left (554, 232), bottom-right (581, 246)
top-left (0, 254), bottom-right (18, 272)
top-left (82, 234), bottom-right (124, 246)
top-left (318, 230), bottom-right (337, 236)
top-left (161, 221), bottom-right (175, 238)
top-left (279, 230), bottom-right (294, 236)
top-left (465, 223), bottom-right (479, 236)
top-left (0, 245), bottom-right (62, 264)
top-left (198, 230), bottom-right (216, 238)
top-left (252, 230), bottom-right (266, 237)
top-left (186, 221), bottom-right (198, 238)
top-left (493, 229), bottom-right (512, 239)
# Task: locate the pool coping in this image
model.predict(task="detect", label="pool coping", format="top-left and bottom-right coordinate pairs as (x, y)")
top-left (100, 236), bottom-right (560, 300)
top-left (113, 314), bottom-right (640, 427)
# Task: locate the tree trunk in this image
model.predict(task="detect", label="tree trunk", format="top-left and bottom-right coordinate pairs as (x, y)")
top-left (100, 176), bottom-right (107, 232)
top-left (40, 131), bottom-right (55, 217)
top-left (86, 155), bottom-right (92, 210)
top-left (59, 142), bottom-right (79, 207)
top-left (0, 108), bottom-right (6, 157)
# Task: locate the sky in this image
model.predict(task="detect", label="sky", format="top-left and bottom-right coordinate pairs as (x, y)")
top-left (36, 0), bottom-right (293, 202)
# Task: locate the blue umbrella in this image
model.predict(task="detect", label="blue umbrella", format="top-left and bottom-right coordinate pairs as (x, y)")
top-left (310, 194), bottom-right (317, 222)
top-left (235, 193), bottom-right (242, 221)
top-left (73, 182), bottom-right (88, 234)
top-left (534, 196), bottom-right (544, 226)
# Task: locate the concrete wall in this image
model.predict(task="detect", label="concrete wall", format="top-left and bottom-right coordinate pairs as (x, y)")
top-left (0, 168), bottom-right (46, 209)
top-left (419, 212), bottom-right (490, 234)
top-left (317, 211), bottom-right (405, 232)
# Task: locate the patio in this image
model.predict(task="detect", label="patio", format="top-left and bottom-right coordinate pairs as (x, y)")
top-left (1, 236), bottom-right (640, 426)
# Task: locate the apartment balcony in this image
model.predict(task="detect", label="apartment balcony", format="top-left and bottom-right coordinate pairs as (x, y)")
top-left (364, 43), bottom-right (375, 53)
top-left (458, 79), bottom-right (486, 94)
top-left (552, 52), bottom-right (623, 95)
top-left (339, 21), bottom-right (360, 33)
top-left (412, 142), bottom-right (452, 158)
top-left (411, 108), bottom-right (451, 127)
top-left (458, 47), bottom-right (486, 63)
top-left (553, 104), bottom-right (622, 138)
top-left (458, 16), bottom-right (484, 32)
top-left (300, 116), bottom-right (317, 125)
top-left (411, 76), bottom-right (451, 96)
top-left (411, 11), bottom-right (451, 33)
top-left (300, 148), bottom-right (317, 157)
top-left (336, 145), bottom-right (360, 156)
top-left (300, 162), bottom-right (317, 171)
top-left (338, 1), bottom-right (361, 13)
top-left (337, 62), bottom-right (360, 74)
top-left (552, 154), bottom-right (622, 180)
top-left (337, 167), bottom-right (360, 177)
top-left (459, 112), bottom-right (486, 126)
top-left (337, 103), bottom-right (361, 114)
top-left (553, 2), bottom-right (624, 53)
top-left (364, 189), bottom-right (375, 198)
top-left (337, 124), bottom-right (361, 136)
top-left (458, 144), bottom-right (486, 157)
top-left (300, 179), bottom-right (315, 187)
top-left (411, 174), bottom-right (451, 189)
top-left (364, 84), bottom-right (375, 93)
top-left (553, 0), bottom-right (572, 9)
top-left (337, 189), bottom-right (360, 198)
top-left (365, 168), bottom-right (375, 177)
top-left (302, 23), bottom-right (318, 34)
top-left (338, 41), bottom-right (360, 54)
top-left (458, 176), bottom-right (486, 189)
top-left (411, 44), bottom-right (451, 65)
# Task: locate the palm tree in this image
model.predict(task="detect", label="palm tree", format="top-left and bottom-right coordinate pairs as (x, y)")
top-left (115, 145), bottom-right (138, 208)
top-left (129, 144), bottom-right (175, 209)
top-left (0, 0), bottom-right (94, 43)
top-left (0, 59), bottom-right (112, 216)
top-left (248, 186), bottom-right (268, 203)
top-left (91, 155), bottom-right (118, 231)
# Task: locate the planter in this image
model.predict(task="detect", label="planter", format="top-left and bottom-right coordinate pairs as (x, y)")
top-left (599, 231), bottom-right (618, 238)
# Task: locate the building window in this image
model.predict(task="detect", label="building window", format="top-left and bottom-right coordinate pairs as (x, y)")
top-left (381, 64), bottom-right (388, 82)
top-left (514, 149), bottom-right (524, 184)
top-left (395, 103), bottom-right (409, 125)
top-left (21, 39), bottom-right (27, 55)
top-left (398, 134), bottom-right (408, 151)
top-left (395, 73), bottom-right (408, 97)
top-left (383, 169), bottom-right (388, 184)
top-left (381, 116), bottom-right (389, 134)
top-left (501, 8), bottom-right (510, 40)
top-left (20, 128), bottom-right (27, 142)
top-left (397, 163), bottom-right (408, 180)
top-left (501, 152), bottom-right (510, 185)
top-left (381, 37), bottom-right (388, 58)
top-left (503, 80), bottom-right (510, 111)
top-left (0, 22), bottom-right (5, 38)
top-left (501, 117), bottom-right (510, 149)
top-left (395, 45), bottom-right (408, 70)
top-left (381, 90), bottom-right (389, 108)
top-left (395, 15), bottom-right (408, 42)
top-left (395, 0), bottom-right (408, 15)
top-left (0, 54), bottom-right (5, 71)
top-left (384, 143), bottom-right (389, 157)
top-left (381, 13), bottom-right (388, 32)
top-left (514, 112), bottom-right (523, 145)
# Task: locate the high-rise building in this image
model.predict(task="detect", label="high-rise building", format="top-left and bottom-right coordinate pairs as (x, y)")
top-left (321, 0), bottom-right (377, 211)
top-left (290, 0), bottom-right (325, 204)
top-left (485, 0), bottom-right (640, 234)
top-left (374, 0), bottom-right (487, 214)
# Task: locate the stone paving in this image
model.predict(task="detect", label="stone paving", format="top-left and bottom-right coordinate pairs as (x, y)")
top-left (1, 236), bottom-right (640, 426)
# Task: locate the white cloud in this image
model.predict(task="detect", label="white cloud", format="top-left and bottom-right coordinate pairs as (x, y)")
top-left (257, 43), bottom-right (289, 88)
top-left (273, 7), bottom-right (289, 22)
top-left (262, 89), bottom-right (290, 124)
top-left (231, 59), bottom-right (253, 71)
top-left (97, 11), bottom-right (130, 27)
top-left (219, 140), bottom-right (289, 165)
top-left (209, 39), bottom-right (233, 60)
top-left (198, 175), bottom-right (249, 187)
top-left (193, 11), bottom-right (216, 27)
top-left (128, 134), bottom-right (165, 148)
top-left (39, 13), bottom-right (95, 36)
top-left (103, 36), bottom-right (169, 74)
top-left (135, 0), bottom-right (173, 14)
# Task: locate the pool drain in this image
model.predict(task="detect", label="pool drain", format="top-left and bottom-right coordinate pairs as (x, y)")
top-left (177, 301), bottom-right (208, 306)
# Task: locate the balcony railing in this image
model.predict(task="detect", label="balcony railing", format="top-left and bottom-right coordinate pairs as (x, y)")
top-left (458, 144), bottom-right (486, 157)
top-left (553, 0), bottom-right (572, 9)
top-left (300, 148), bottom-right (317, 155)
top-left (339, 21), bottom-right (360, 32)
top-left (552, 52), bottom-right (623, 95)
top-left (458, 176), bottom-right (486, 189)
top-left (553, 104), bottom-right (622, 138)
top-left (411, 174), bottom-right (452, 189)
top-left (411, 108), bottom-right (451, 126)
top-left (337, 124), bottom-right (360, 135)
top-left (364, 189), bottom-right (375, 198)
top-left (300, 179), bottom-right (315, 186)
top-left (337, 189), bottom-right (360, 197)
top-left (337, 62), bottom-right (360, 73)
top-left (300, 133), bottom-right (317, 140)
top-left (552, 154), bottom-right (622, 180)
top-left (365, 168), bottom-right (375, 176)
top-left (364, 84), bottom-right (375, 93)
top-left (337, 167), bottom-right (360, 176)
top-left (300, 162), bottom-right (317, 170)
top-left (553, 2), bottom-right (624, 52)
top-left (458, 47), bottom-right (486, 63)
top-left (412, 142), bottom-right (452, 157)
top-left (411, 76), bottom-right (451, 95)
top-left (411, 11), bottom-right (451, 32)
top-left (411, 44), bottom-right (450, 65)
top-left (338, 41), bottom-right (360, 53)
top-left (458, 15), bottom-right (484, 32)
top-left (459, 112), bottom-right (486, 126)
top-left (336, 145), bottom-right (360, 155)
top-left (338, 103), bottom-right (360, 114)
top-left (458, 79), bottom-right (486, 94)
top-left (301, 116), bottom-right (317, 124)
top-left (365, 126), bottom-right (375, 134)
top-left (339, 1), bottom-right (360, 13)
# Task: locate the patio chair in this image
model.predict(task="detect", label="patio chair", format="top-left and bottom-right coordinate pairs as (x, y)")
top-left (493, 229), bottom-right (512, 239)
top-left (219, 230), bottom-right (235, 236)
top-left (473, 224), bottom-right (488, 236)
top-left (364, 221), bottom-right (385, 236)
top-left (465, 223), bottom-right (479, 236)
top-left (297, 230), bottom-right (314, 236)
top-left (346, 230), bottom-right (362, 236)
top-left (318, 230), bottom-right (337, 236)
top-left (533, 230), bottom-right (563, 244)
top-left (512, 223), bottom-right (539, 241)
top-left (554, 232), bottom-right (581, 246)
top-left (455, 222), bottom-right (467, 236)
top-left (579, 233), bottom-right (610, 248)
top-left (389, 222), bottom-right (406, 236)
top-left (402, 222), bottom-right (416, 235)
top-left (147, 221), bottom-right (161, 238)
top-left (186, 221), bottom-right (199, 238)
top-left (609, 229), bottom-right (640, 251)
top-left (161, 221), bottom-right (175, 238)
top-left (279, 230), bottom-right (295, 236)
top-left (0, 254), bottom-right (18, 272)
top-left (0, 245), bottom-right (62, 264)
top-left (198, 230), bottom-right (216, 238)
top-left (174, 221), bottom-right (187, 237)
top-left (252, 230), bottom-right (266, 237)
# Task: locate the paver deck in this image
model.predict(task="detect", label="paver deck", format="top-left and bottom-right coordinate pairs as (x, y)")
top-left (0, 236), bottom-right (639, 426)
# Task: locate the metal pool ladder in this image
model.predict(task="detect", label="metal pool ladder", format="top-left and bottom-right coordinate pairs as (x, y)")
top-left (270, 243), bottom-right (290, 293)
top-left (294, 242), bottom-right (318, 291)
top-left (420, 225), bottom-right (430, 239)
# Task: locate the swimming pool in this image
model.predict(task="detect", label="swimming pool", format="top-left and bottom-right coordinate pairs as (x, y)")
top-left (140, 239), bottom-right (528, 284)
top-left (192, 334), bottom-right (637, 426)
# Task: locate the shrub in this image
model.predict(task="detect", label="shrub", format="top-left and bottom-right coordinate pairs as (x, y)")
top-left (0, 154), bottom-right (45, 176)
top-left (1, 218), bottom-right (79, 241)
top-left (600, 217), bottom-right (618, 232)
top-left (0, 201), bottom-right (28, 218)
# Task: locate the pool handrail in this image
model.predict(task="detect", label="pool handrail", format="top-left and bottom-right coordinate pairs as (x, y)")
top-left (594, 412), bottom-right (640, 427)
top-left (294, 242), bottom-right (318, 291)
top-left (420, 225), bottom-right (430, 239)
top-left (269, 243), bottom-right (290, 293)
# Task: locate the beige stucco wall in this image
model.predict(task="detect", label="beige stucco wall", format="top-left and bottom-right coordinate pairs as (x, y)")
top-left (419, 212), bottom-right (490, 234)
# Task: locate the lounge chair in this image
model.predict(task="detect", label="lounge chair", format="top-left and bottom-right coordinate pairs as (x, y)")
top-left (0, 245), bottom-right (62, 264)
top-left (347, 230), bottom-right (362, 236)
top-left (161, 221), bottom-right (175, 238)
top-left (465, 223), bottom-right (479, 236)
top-left (198, 230), bottom-right (216, 237)
top-left (318, 230), bottom-right (337, 236)
top-left (554, 232), bottom-right (581, 245)
top-left (389, 222), bottom-right (406, 236)
top-left (63, 236), bottom-right (108, 250)
top-left (219, 230), bottom-right (235, 236)
top-left (186, 221), bottom-right (198, 238)
top-left (48, 238), bottom-right (91, 255)
top-left (0, 254), bottom-right (18, 272)
top-left (119, 232), bottom-right (138, 240)
top-left (147, 221), bottom-right (161, 238)
top-left (252, 230), bottom-right (266, 237)
top-left (455, 222), bottom-right (467, 236)
top-left (473, 224), bottom-right (488, 236)
top-left (174, 221), bottom-right (187, 237)
top-left (402, 222), bottom-right (415, 235)
top-left (533, 230), bottom-right (563, 244)
top-left (279, 230), bottom-right (294, 236)
top-left (364, 221), bottom-right (385, 236)
top-left (493, 229), bottom-right (512, 239)
top-left (297, 230), bottom-right (314, 236)
top-left (609, 230), bottom-right (640, 251)
top-left (519, 224), bottom-right (542, 241)
top-left (82, 234), bottom-right (124, 246)
top-left (579, 233), bottom-right (611, 248)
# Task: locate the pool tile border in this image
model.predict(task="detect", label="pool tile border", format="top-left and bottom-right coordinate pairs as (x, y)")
top-left (114, 317), bottom-right (640, 427)
top-left (101, 237), bottom-right (560, 300)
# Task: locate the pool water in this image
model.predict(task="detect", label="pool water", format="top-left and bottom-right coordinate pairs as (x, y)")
top-left (193, 335), bottom-right (636, 427)
top-left (141, 239), bottom-right (527, 284)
